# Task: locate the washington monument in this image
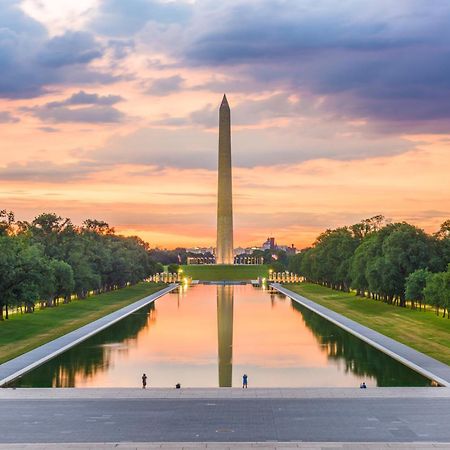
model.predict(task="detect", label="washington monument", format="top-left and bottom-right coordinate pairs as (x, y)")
top-left (216, 94), bottom-right (234, 265)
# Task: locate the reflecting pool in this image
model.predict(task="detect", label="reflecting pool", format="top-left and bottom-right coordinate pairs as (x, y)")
top-left (12, 284), bottom-right (432, 387)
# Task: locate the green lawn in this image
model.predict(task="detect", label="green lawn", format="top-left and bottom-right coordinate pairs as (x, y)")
top-left (181, 264), bottom-right (269, 281)
top-left (0, 282), bottom-right (165, 364)
top-left (285, 283), bottom-right (450, 366)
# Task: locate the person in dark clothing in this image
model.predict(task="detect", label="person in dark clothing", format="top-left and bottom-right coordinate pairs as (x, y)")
top-left (142, 373), bottom-right (148, 389)
top-left (242, 374), bottom-right (248, 388)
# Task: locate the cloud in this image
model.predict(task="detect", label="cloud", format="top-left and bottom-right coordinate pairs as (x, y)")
top-left (47, 90), bottom-right (124, 107)
top-left (145, 75), bottom-right (185, 96)
top-left (90, 128), bottom-right (216, 169)
top-left (37, 31), bottom-right (103, 67)
top-left (168, 94), bottom-right (317, 128)
top-left (0, 111), bottom-right (20, 123)
top-left (38, 126), bottom-right (59, 133)
top-left (141, 0), bottom-right (450, 132)
top-left (32, 105), bottom-right (126, 124)
top-left (108, 39), bottom-right (135, 59)
top-left (0, 1), bottom-right (114, 98)
top-left (25, 90), bottom-right (126, 123)
top-left (0, 160), bottom-right (98, 182)
top-left (89, 120), bottom-right (412, 170)
top-left (89, 0), bottom-right (192, 36)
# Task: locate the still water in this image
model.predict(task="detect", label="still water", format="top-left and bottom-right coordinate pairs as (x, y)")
top-left (13, 284), bottom-right (432, 387)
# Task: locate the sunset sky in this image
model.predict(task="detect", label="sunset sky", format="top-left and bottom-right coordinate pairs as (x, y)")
top-left (1, 0), bottom-right (449, 249)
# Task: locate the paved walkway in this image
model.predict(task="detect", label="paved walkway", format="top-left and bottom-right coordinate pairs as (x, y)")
top-left (1, 397), bottom-right (450, 443)
top-left (272, 284), bottom-right (450, 387)
top-left (0, 284), bottom-right (178, 386)
top-left (1, 387), bottom-right (449, 399)
top-left (0, 443), bottom-right (448, 449)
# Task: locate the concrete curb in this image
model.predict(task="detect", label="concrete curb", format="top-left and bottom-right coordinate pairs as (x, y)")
top-left (0, 284), bottom-right (178, 386)
top-left (272, 283), bottom-right (450, 387)
top-left (1, 387), bottom-right (450, 400)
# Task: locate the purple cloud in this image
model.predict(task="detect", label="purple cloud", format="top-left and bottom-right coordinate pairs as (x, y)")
top-left (89, 0), bottom-right (192, 36)
top-left (0, 1), bottom-right (115, 98)
top-left (153, 0), bottom-right (450, 132)
top-left (25, 91), bottom-right (126, 124)
top-left (0, 111), bottom-right (20, 123)
top-left (145, 75), bottom-right (185, 96)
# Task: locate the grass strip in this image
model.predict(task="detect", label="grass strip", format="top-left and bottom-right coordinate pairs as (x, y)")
top-left (181, 264), bottom-right (269, 281)
top-left (286, 283), bottom-right (450, 366)
top-left (0, 282), bottom-right (166, 364)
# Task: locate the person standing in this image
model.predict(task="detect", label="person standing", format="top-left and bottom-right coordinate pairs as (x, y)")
top-left (242, 373), bottom-right (248, 388)
top-left (142, 373), bottom-right (148, 389)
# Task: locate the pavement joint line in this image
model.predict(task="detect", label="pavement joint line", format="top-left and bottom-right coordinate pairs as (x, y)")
top-left (271, 283), bottom-right (450, 387)
top-left (0, 284), bottom-right (178, 387)
top-left (0, 444), bottom-right (449, 449)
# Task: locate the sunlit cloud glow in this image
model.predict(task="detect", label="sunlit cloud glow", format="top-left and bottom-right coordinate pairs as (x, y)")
top-left (0, 0), bottom-right (448, 248)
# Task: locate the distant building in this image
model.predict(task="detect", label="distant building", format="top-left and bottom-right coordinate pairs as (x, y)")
top-left (186, 247), bottom-right (215, 254)
top-left (187, 255), bottom-right (215, 265)
top-left (261, 237), bottom-right (297, 254)
top-left (234, 255), bottom-right (264, 265)
top-left (278, 244), bottom-right (297, 255)
top-left (262, 237), bottom-right (276, 250)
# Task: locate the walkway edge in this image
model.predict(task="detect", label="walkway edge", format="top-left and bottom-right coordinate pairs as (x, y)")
top-left (1, 387), bottom-right (449, 399)
top-left (271, 283), bottom-right (450, 387)
top-left (0, 284), bottom-right (178, 386)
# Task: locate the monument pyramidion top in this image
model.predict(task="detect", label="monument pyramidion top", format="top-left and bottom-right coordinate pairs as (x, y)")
top-left (220, 94), bottom-right (230, 109)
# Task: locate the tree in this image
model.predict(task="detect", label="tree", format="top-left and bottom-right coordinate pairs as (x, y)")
top-left (40, 260), bottom-right (75, 306)
top-left (167, 263), bottom-right (179, 274)
top-left (424, 265), bottom-right (450, 318)
top-left (435, 220), bottom-right (450, 240)
top-left (82, 219), bottom-right (114, 235)
top-left (0, 236), bottom-right (48, 319)
top-left (288, 252), bottom-right (303, 274)
top-left (0, 210), bottom-right (14, 236)
top-left (0, 211), bottom-right (163, 317)
top-left (349, 215), bottom-right (385, 240)
top-left (269, 261), bottom-right (285, 273)
top-left (380, 223), bottom-right (436, 305)
top-left (424, 272), bottom-right (445, 316)
top-left (350, 235), bottom-right (377, 297)
top-left (405, 269), bottom-right (429, 310)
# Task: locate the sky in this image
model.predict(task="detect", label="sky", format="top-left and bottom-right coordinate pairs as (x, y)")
top-left (0, 0), bottom-right (449, 249)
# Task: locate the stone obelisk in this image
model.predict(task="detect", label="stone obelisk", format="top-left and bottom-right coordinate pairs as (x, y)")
top-left (216, 94), bottom-right (234, 264)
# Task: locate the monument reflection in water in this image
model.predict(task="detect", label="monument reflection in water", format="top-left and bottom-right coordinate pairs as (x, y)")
top-left (217, 285), bottom-right (233, 387)
top-left (12, 284), bottom-right (433, 388)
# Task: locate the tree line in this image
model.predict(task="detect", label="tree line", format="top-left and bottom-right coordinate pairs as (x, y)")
top-left (0, 210), bottom-right (163, 320)
top-left (288, 216), bottom-right (450, 317)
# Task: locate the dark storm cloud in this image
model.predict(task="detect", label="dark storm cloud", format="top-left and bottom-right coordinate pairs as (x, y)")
top-left (166, 0), bottom-right (450, 131)
top-left (89, 0), bottom-right (192, 36)
top-left (25, 91), bottom-right (126, 124)
top-left (0, 1), bottom-right (113, 99)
